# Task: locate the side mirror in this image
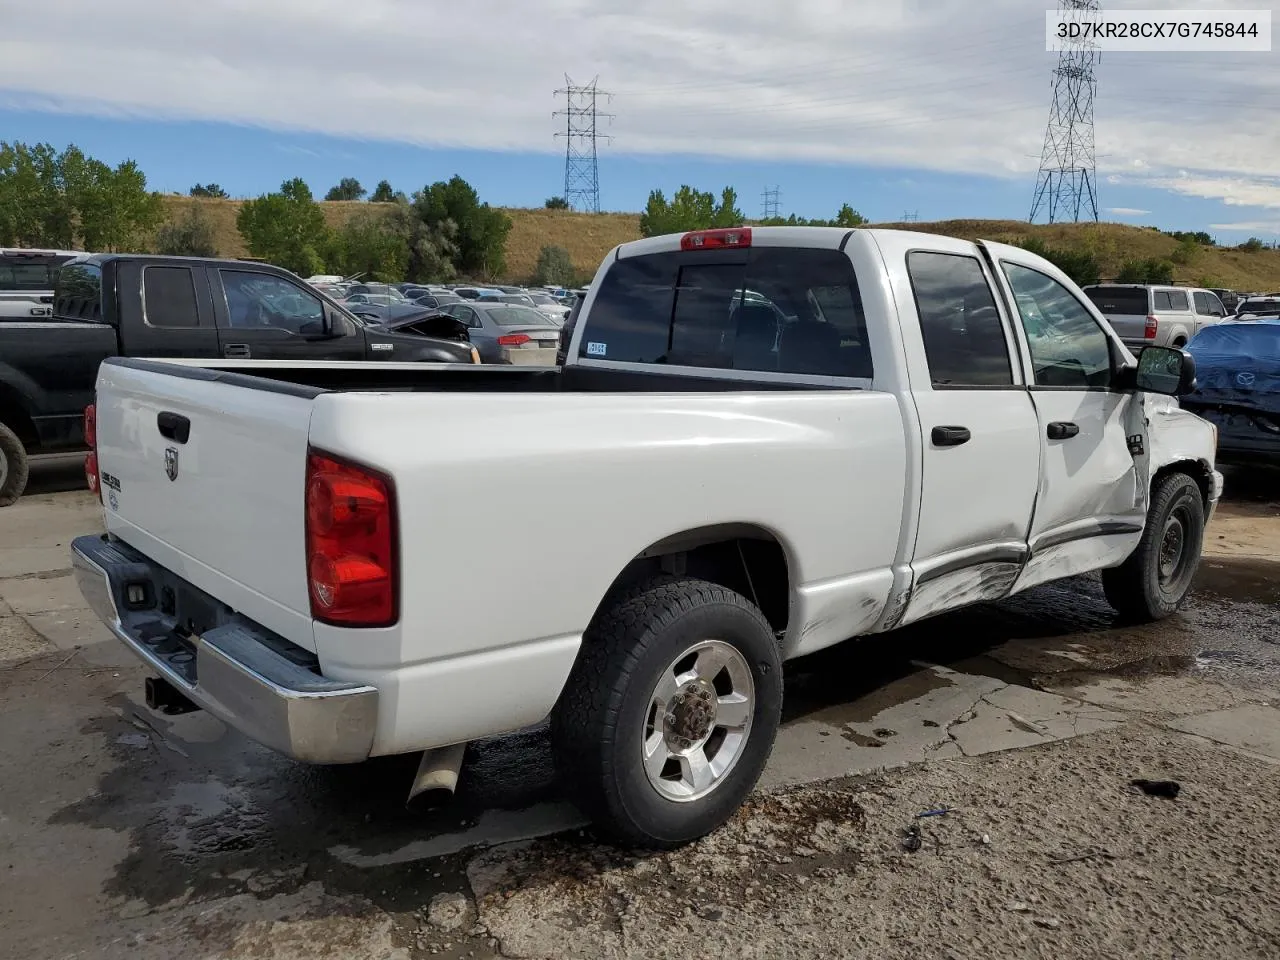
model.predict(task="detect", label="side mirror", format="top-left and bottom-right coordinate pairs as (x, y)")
top-left (1135, 345), bottom-right (1196, 396)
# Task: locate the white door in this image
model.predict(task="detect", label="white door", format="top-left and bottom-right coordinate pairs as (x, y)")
top-left (990, 250), bottom-right (1146, 593)
top-left (883, 240), bottom-right (1042, 626)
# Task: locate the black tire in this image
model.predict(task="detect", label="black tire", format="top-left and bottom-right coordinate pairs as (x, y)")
top-left (1102, 471), bottom-right (1205, 622)
top-left (552, 575), bottom-right (783, 849)
top-left (0, 421), bottom-right (30, 508)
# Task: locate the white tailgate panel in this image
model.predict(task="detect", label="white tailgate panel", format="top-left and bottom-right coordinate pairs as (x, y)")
top-left (95, 362), bottom-right (317, 651)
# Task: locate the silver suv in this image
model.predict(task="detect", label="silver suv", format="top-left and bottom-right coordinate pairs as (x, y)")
top-left (1082, 284), bottom-right (1227, 353)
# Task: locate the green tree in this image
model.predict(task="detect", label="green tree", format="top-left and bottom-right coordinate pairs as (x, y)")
top-left (0, 141), bottom-right (65, 246)
top-left (1239, 237), bottom-right (1265, 253)
top-left (236, 177), bottom-right (330, 276)
top-left (369, 179), bottom-right (396, 203)
top-left (640, 185), bottom-right (745, 237)
top-left (1116, 257), bottom-right (1175, 284)
top-left (533, 245), bottom-right (574, 286)
top-left (325, 177), bottom-right (366, 201)
top-left (544, 196), bottom-right (569, 210)
top-left (154, 204), bottom-right (218, 257)
top-left (1170, 238), bottom-right (1199, 266)
top-left (189, 183), bottom-right (229, 198)
top-left (1017, 237), bottom-right (1101, 286)
top-left (412, 175), bottom-right (511, 277)
top-left (326, 210), bottom-right (409, 281)
top-left (833, 204), bottom-right (867, 228)
top-left (0, 141), bottom-right (162, 251)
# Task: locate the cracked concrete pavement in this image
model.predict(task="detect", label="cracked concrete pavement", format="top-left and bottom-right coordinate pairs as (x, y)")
top-left (1, 458), bottom-right (1278, 959)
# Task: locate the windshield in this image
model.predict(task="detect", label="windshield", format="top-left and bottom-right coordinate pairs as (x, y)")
top-left (529, 294), bottom-right (558, 305)
top-left (498, 294), bottom-right (533, 304)
top-left (1084, 287), bottom-right (1149, 315)
top-left (0, 253), bottom-right (75, 292)
top-left (1238, 299), bottom-right (1280, 317)
top-left (488, 305), bottom-right (558, 327)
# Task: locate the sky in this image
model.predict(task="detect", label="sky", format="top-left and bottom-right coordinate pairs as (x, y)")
top-left (0, 0), bottom-right (1277, 240)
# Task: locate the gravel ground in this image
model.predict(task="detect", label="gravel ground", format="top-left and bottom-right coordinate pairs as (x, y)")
top-left (468, 722), bottom-right (1280, 960)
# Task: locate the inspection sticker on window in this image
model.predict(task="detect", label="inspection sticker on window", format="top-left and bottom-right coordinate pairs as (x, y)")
top-left (586, 341), bottom-right (608, 356)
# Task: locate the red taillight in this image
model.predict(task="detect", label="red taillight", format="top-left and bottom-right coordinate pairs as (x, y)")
top-left (305, 451), bottom-right (397, 627)
top-left (496, 334), bottom-right (531, 346)
top-left (680, 227), bottom-right (752, 251)
top-left (85, 451), bottom-right (100, 496)
top-left (1144, 316), bottom-right (1158, 340)
top-left (84, 404), bottom-right (100, 499)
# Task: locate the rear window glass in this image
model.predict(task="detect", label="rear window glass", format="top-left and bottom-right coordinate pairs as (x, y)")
top-left (52, 261), bottom-right (103, 321)
top-left (1154, 290), bottom-right (1189, 311)
top-left (1084, 287), bottom-right (1148, 315)
top-left (580, 247), bottom-right (871, 379)
top-left (142, 266), bottom-right (200, 328)
top-left (488, 305), bottom-right (557, 326)
top-left (0, 255), bottom-right (70, 292)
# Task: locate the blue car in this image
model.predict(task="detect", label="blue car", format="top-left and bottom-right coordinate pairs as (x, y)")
top-left (1183, 319), bottom-right (1280, 464)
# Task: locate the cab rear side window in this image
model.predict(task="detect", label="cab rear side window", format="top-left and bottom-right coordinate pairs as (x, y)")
top-left (142, 266), bottom-right (200, 328)
top-left (579, 247), bottom-right (871, 379)
top-left (907, 251), bottom-right (1013, 387)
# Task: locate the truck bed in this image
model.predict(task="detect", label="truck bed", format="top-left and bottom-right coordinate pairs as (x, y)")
top-left (92, 354), bottom-right (906, 755)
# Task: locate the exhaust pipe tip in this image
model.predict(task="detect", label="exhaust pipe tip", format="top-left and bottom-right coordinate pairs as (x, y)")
top-left (407, 742), bottom-right (467, 811)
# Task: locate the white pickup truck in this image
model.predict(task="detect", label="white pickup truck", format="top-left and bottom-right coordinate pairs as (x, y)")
top-left (72, 226), bottom-right (1221, 847)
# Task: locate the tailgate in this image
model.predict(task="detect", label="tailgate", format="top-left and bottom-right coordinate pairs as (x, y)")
top-left (94, 358), bottom-right (320, 651)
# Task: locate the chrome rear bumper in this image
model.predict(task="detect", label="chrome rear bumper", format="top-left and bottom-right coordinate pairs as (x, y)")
top-left (71, 535), bottom-right (377, 764)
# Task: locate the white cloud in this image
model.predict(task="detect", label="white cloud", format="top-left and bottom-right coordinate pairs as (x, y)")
top-left (1105, 207), bottom-right (1150, 216)
top-left (1209, 221), bottom-right (1280, 236)
top-left (0, 0), bottom-right (1275, 212)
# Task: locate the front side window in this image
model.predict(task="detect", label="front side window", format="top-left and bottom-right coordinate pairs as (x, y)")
top-left (907, 251), bottom-right (1013, 387)
top-left (220, 271), bottom-right (324, 333)
top-left (1003, 262), bottom-right (1112, 388)
top-left (578, 247), bottom-right (870, 379)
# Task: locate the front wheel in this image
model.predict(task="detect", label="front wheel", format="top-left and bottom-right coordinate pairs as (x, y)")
top-left (1102, 472), bottom-right (1205, 622)
top-left (552, 575), bottom-right (783, 848)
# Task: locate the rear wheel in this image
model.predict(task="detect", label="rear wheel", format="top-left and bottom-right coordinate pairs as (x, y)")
top-left (552, 575), bottom-right (782, 848)
top-left (0, 422), bottom-right (30, 508)
top-left (1102, 472), bottom-right (1205, 621)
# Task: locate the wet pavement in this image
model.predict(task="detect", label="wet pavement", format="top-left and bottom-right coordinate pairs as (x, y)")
top-left (1, 460), bottom-right (1278, 958)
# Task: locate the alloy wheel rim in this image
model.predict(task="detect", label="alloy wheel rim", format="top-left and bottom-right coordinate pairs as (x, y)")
top-left (641, 639), bottom-right (755, 803)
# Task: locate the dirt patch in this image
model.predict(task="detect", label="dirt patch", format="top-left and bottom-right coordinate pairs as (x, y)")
top-left (473, 723), bottom-right (1280, 960)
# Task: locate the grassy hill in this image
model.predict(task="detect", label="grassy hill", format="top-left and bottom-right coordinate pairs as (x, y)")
top-left (158, 197), bottom-right (1280, 292)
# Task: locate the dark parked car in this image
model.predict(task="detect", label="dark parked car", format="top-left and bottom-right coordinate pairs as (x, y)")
top-left (1182, 320), bottom-right (1280, 464)
top-left (439, 301), bottom-right (561, 362)
top-left (0, 254), bottom-right (476, 506)
top-left (413, 293), bottom-right (463, 309)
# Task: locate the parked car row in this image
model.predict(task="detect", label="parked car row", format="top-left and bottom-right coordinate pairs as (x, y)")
top-left (0, 254), bottom-right (479, 506)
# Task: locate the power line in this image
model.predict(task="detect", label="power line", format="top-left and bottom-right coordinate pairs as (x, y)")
top-left (1030, 0), bottom-right (1100, 223)
top-left (761, 185), bottom-right (781, 220)
top-left (553, 75), bottom-right (614, 214)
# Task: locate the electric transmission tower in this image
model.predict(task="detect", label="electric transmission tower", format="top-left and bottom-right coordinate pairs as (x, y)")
top-left (761, 186), bottom-right (781, 220)
top-left (1029, 0), bottom-right (1100, 223)
top-left (554, 76), bottom-right (613, 213)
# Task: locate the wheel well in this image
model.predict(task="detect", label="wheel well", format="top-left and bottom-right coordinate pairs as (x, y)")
top-left (0, 384), bottom-right (39, 448)
top-left (1154, 459), bottom-right (1211, 508)
top-left (1172, 336), bottom-right (1187, 347)
top-left (604, 525), bottom-right (791, 635)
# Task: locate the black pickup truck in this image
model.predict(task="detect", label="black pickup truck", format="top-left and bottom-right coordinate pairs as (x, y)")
top-left (0, 253), bottom-right (476, 505)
